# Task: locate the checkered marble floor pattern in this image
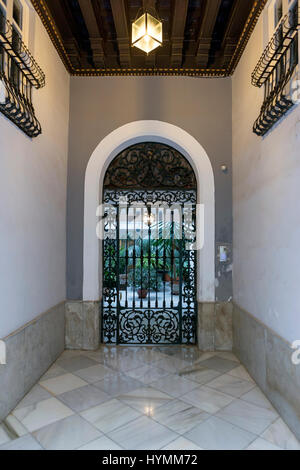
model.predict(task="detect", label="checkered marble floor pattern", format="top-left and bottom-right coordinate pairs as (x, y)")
top-left (1, 346), bottom-right (299, 451)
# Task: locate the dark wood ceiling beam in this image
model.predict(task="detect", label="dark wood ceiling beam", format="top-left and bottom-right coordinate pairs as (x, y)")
top-left (64, 39), bottom-right (82, 68)
top-left (196, 0), bottom-right (222, 67)
top-left (45, 0), bottom-right (81, 68)
top-left (78, 0), bottom-right (105, 68)
top-left (170, 0), bottom-right (189, 67)
top-left (46, 1), bottom-right (74, 38)
top-left (33, 0), bottom-right (266, 76)
top-left (57, 0), bottom-right (93, 68)
top-left (222, 0), bottom-right (249, 42)
top-left (219, 0), bottom-right (249, 66)
top-left (110, 0), bottom-right (131, 67)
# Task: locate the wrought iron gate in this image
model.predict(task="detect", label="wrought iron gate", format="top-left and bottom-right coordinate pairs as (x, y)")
top-left (101, 143), bottom-right (197, 345)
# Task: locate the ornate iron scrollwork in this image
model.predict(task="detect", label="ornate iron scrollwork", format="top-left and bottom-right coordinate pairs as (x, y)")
top-left (118, 308), bottom-right (180, 344)
top-left (0, 8), bottom-right (45, 137)
top-left (103, 142), bottom-right (196, 190)
top-left (102, 143), bottom-right (197, 345)
top-left (104, 189), bottom-right (197, 205)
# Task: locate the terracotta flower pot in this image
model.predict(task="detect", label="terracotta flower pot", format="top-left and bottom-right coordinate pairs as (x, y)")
top-left (138, 289), bottom-right (148, 299)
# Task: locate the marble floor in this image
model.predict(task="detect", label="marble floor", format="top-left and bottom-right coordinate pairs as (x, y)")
top-left (1, 346), bottom-right (300, 451)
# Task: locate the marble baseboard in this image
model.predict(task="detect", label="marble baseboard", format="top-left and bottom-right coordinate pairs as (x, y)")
top-left (0, 302), bottom-right (65, 422)
top-left (197, 302), bottom-right (233, 352)
top-left (233, 303), bottom-right (300, 441)
top-left (66, 301), bottom-right (231, 352)
top-left (65, 301), bottom-right (100, 351)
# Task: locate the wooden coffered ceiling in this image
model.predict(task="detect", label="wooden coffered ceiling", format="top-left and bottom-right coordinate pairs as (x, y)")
top-left (31, 0), bottom-right (267, 77)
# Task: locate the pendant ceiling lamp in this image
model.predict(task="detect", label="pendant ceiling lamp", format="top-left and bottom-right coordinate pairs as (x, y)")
top-left (131, 8), bottom-right (163, 54)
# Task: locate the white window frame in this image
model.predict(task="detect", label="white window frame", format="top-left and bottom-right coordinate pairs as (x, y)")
top-left (0, 0), bottom-right (32, 95)
top-left (0, 0), bottom-right (30, 45)
top-left (0, 0), bottom-right (7, 25)
top-left (12, 0), bottom-right (23, 31)
top-left (265, 0), bottom-right (299, 41)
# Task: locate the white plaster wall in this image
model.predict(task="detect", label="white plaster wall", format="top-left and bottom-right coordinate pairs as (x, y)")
top-left (0, 9), bottom-right (70, 337)
top-left (232, 14), bottom-right (300, 343)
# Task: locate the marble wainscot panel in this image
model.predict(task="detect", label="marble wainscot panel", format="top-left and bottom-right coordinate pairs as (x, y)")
top-left (65, 301), bottom-right (100, 350)
top-left (233, 303), bottom-right (300, 441)
top-left (0, 302), bottom-right (65, 421)
top-left (197, 302), bottom-right (233, 352)
top-left (66, 301), bottom-right (231, 352)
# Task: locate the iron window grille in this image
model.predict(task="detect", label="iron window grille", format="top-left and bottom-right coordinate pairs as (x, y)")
top-left (252, 2), bottom-right (299, 136)
top-left (0, 6), bottom-right (45, 137)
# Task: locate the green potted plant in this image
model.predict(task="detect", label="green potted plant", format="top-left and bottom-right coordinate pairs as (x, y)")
top-left (152, 220), bottom-right (182, 287)
top-left (127, 264), bottom-right (162, 298)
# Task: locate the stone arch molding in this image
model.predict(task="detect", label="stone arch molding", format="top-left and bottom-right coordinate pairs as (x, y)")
top-left (83, 120), bottom-right (215, 302)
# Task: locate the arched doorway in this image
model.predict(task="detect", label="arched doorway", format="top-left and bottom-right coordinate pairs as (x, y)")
top-left (83, 120), bottom-right (215, 348)
top-left (102, 142), bottom-right (197, 345)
